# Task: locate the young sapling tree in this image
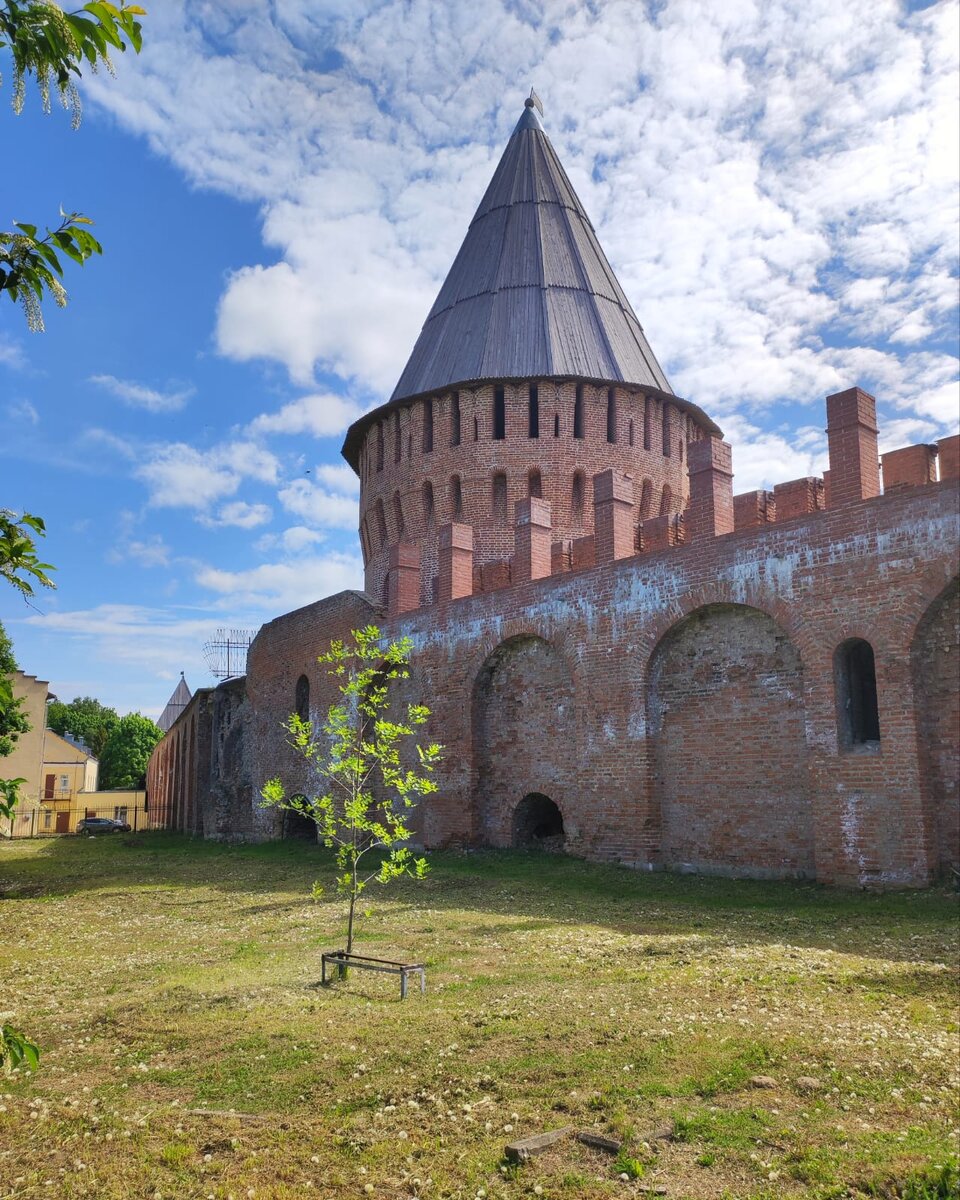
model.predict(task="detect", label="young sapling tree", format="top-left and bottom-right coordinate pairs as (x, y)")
top-left (261, 625), bottom-right (441, 957)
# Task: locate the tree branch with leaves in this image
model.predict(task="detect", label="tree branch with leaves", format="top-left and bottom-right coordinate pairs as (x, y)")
top-left (0, 1), bottom-right (145, 328)
top-left (262, 626), bottom-right (442, 959)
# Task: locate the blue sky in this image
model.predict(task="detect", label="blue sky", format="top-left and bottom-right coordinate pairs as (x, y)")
top-left (1, 0), bottom-right (958, 718)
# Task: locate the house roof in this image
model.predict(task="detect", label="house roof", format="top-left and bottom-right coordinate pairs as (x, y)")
top-left (158, 673), bottom-right (192, 734)
top-left (342, 98), bottom-right (720, 468)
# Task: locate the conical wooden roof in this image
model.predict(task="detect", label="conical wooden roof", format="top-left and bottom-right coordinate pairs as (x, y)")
top-left (158, 673), bottom-right (192, 734)
top-left (391, 101), bottom-right (674, 401)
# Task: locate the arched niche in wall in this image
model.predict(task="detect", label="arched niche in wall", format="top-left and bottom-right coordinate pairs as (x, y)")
top-left (646, 603), bottom-right (814, 879)
top-left (471, 635), bottom-right (576, 848)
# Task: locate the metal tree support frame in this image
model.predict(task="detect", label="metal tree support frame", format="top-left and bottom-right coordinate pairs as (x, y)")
top-left (320, 951), bottom-right (426, 999)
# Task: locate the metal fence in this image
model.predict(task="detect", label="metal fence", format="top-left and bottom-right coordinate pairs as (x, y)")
top-left (3, 797), bottom-right (159, 839)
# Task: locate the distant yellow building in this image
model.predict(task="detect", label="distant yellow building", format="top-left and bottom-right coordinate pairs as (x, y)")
top-left (1, 671), bottom-right (153, 837)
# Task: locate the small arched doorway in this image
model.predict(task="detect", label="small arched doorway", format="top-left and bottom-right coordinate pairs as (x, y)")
top-left (513, 793), bottom-right (565, 852)
top-left (282, 795), bottom-right (317, 841)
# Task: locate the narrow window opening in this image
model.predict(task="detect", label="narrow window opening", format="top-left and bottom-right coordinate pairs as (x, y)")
top-left (394, 411), bottom-right (401, 463)
top-left (423, 397), bottom-right (434, 453)
top-left (422, 481), bottom-right (434, 527)
top-left (492, 472), bottom-right (507, 525)
top-left (451, 391), bottom-right (461, 447)
top-left (451, 474), bottom-right (463, 521)
top-left (528, 468), bottom-right (542, 498)
top-left (528, 385), bottom-right (539, 438)
top-left (493, 386), bottom-right (505, 440)
top-left (835, 639), bottom-right (881, 747)
top-left (572, 471), bottom-right (585, 523)
top-left (640, 479), bottom-right (653, 519)
top-left (375, 499), bottom-right (387, 546)
top-left (392, 491), bottom-right (405, 540)
top-left (662, 402), bottom-right (672, 457)
top-left (473, 415), bottom-right (479, 441)
top-left (574, 385), bottom-right (584, 439)
top-left (407, 432), bottom-right (413, 460)
top-left (295, 675), bottom-right (310, 723)
top-left (679, 438), bottom-right (684, 462)
top-left (376, 423), bottom-right (384, 472)
top-left (553, 413), bottom-right (560, 438)
top-left (660, 484), bottom-right (672, 516)
top-left (606, 387), bottom-right (617, 443)
top-left (628, 418), bottom-right (635, 447)
top-left (643, 396), bottom-right (652, 451)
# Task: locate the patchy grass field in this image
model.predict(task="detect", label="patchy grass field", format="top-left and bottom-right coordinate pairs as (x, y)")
top-left (0, 835), bottom-right (957, 1200)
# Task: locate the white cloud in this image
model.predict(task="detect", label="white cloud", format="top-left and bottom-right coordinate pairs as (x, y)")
top-left (255, 525), bottom-right (327, 554)
top-left (277, 477), bottom-right (357, 529)
top-left (247, 392), bottom-right (364, 439)
top-left (126, 536), bottom-right (172, 568)
top-left (310, 462), bottom-right (360, 494)
top-left (0, 333), bottom-right (26, 370)
top-left (89, 373), bottom-right (194, 413)
top-left (81, 0), bottom-right (958, 454)
top-left (195, 550), bottom-right (363, 611)
top-left (137, 440), bottom-right (280, 509)
top-left (6, 399), bottom-right (39, 425)
top-left (199, 500), bottom-right (273, 529)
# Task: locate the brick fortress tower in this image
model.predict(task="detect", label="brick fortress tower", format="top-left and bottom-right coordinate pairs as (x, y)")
top-left (342, 95), bottom-right (723, 608)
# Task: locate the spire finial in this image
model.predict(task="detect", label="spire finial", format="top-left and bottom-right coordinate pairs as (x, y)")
top-left (525, 88), bottom-right (543, 117)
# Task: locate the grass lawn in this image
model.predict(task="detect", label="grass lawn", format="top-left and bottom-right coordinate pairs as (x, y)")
top-left (0, 834), bottom-right (957, 1200)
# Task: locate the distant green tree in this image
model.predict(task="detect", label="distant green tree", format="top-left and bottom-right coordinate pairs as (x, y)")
top-left (47, 695), bottom-right (118, 758)
top-left (262, 626), bottom-right (441, 958)
top-left (98, 712), bottom-right (161, 789)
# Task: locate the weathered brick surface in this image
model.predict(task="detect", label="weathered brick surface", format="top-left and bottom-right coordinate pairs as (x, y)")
top-left (912, 579), bottom-right (960, 873)
top-left (649, 605), bottom-right (813, 877)
top-left (357, 383), bottom-right (707, 604)
top-left (774, 477), bottom-right (825, 521)
top-left (734, 489), bottom-right (775, 530)
top-left (881, 444), bottom-right (937, 491)
top-left (150, 414), bottom-right (960, 889)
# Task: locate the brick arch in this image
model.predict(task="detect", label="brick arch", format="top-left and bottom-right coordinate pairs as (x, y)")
top-left (471, 633), bottom-right (577, 848)
top-left (911, 575), bottom-right (960, 874)
top-left (646, 602), bottom-right (815, 879)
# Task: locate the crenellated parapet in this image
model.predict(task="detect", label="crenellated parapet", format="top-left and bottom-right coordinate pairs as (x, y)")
top-left (369, 388), bottom-right (960, 611)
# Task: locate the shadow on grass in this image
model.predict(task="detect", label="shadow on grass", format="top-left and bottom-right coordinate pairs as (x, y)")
top-left (0, 832), bottom-right (957, 968)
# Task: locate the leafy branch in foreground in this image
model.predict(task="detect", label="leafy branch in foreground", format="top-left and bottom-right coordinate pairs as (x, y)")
top-left (0, 510), bottom-right (55, 597)
top-left (0, 1020), bottom-right (40, 1073)
top-left (0, 1), bottom-right (146, 327)
top-left (0, 1), bottom-right (145, 126)
top-left (262, 625), bottom-right (442, 958)
top-left (0, 212), bottom-right (101, 330)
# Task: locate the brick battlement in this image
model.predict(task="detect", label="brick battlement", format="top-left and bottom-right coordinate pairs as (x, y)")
top-left (374, 391), bottom-right (960, 612)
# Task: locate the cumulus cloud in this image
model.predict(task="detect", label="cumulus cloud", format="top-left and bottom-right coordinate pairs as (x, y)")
top-left (89, 373), bottom-right (194, 413)
top-left (81, 0), bottom-right (958, 451)
top-left (195, 550), bottom-right (363, 611)
top-left (137, 440), bottom-right (279, 509)
top-left (255, 525), bottom-right (326, 554)
top-left (247, 392), bottom-right (364, 438)
top-left (198, 500), bottom-right (273, 529)
top-left (277, 477), bottom-right (358, 529)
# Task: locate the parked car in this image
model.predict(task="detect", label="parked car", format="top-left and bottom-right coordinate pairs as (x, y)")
top-left (76, 817), bottom-right (131, 835)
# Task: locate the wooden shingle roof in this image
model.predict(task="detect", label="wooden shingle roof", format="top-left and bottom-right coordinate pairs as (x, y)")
top-left (342, 99), bottom-right (719, 468)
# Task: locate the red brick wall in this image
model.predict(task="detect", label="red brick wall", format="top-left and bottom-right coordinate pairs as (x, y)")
top-left (148, 468), bottom-right (959, 890)
top-left (357, 382), bottom-right (710, 604)
top-left (648, 604), bottom-right (814, 878)
top-left (912, 579), bottom-right (960, 873)
top-left (473, 635), bottom-right (577, 847)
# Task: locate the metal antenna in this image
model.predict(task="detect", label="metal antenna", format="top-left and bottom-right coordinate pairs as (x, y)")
top-left (202, 628), bottom-right (255, 680)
